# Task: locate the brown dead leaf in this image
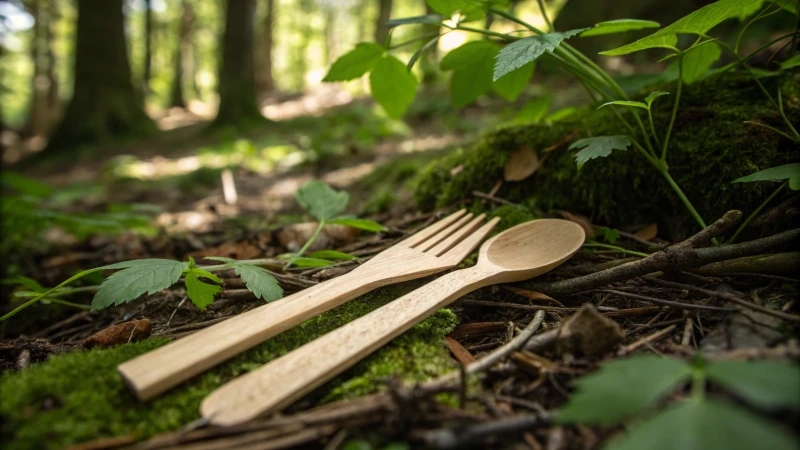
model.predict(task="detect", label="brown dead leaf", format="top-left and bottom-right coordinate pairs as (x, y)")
top-left (504, 145), bottom-right (541, 182)
top-left (450, 164), bottom-right (464, 176)
top-left (503, 286), bottom-right (564, 306)
top-left (445, 336), bottom-right (476, 364)
top-left (558, 211), bottom-right (594, 237)
top-left (634, 223), bottom-right (658, 241)
top-left (84, 319), bottom-right (152, 349)
top-left (556, 304), bottom-right (623, 357)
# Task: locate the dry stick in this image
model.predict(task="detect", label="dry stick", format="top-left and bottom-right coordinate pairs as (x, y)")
top-left (472, 190), bottom-right (520, 206)
top-left (424, 413), bottom-right (554, 450)
top-left (643, 276), bottom-right (800, 323)
top-left (618, 324), bottom-right (678, 356)
top-left (599, 289), bottom-right (738, 312)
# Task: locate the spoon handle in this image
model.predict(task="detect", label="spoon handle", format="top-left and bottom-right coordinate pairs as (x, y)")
top-left (201, 266), bottom-right (492, 426)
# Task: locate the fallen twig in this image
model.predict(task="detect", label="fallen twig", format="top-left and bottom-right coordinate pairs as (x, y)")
top-left (424, 413), bottom-right (554, 449)
top-left (618, 324), bottom-right (678, 356)
top-left (599, 289), bottom-right (738, 313)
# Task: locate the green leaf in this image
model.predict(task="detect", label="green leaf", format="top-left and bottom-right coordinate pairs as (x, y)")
top-left (545, 106), bottom-right (578, 122)
top-left (231, 263), bottom-right (282, 302)
top-left (451, 67), bottom-right (493, 107)
top-left (644, 91), bottom-right (669, 107)
top-left (307, 250), bottom-right (359, 261)
top-left (598, 100), bottom-right (648, 110)
top-left (557, 355), bottom-right (691, 425)
top-left (706, 360), bottom-right (800, 410)
top-left (594, 226), bottom-right (621, 244)
top-left (370, 55), bottom-right (419, 119)
top-left (780, 54), bottom-right (800, 70)
top-left (580, 19), bottom-right (661, 37)
top-left (0, 172), bottom-right (53, 198)
top-left (427, 0), bottom-right (465, 16)
top-left (790, 175), bottom-right (800, 190)
top-left (440, 40), bottom-right (497, 71)
top-left (732, 164), bottom-right (800, 184)
top-left (387, 14), bottom-right (444, 28)
top-left (323, 43), bottom-right (384, 82)
top-left (681, 42), bottom-right (721, 84)
top-left (569, 136), bottom-right (631, 170)
top-left (91, 259), bottom-right (187, 311)
top-left (328, 217), bottom-right (386, 232)
top-left (407, 34), bottom-right (442, 72)
top-left (515, 96), bottom-right (550, 124)
top-left (494, 30), bottom-right (585, 81)
top-left (601, 0), bottom-right (761, 56)
top-left (184, 266), bottom-right (222, 311)
top-left (493, 62), bottom-right (535, 101)
top-left (295, 180), bottom-right (350, 221)
top-left (440, 41), bottom-right (498, 107)
top-left (606, 398), bottom-right (800, 450)
top-left (291, 257), bottom-right (335, 268)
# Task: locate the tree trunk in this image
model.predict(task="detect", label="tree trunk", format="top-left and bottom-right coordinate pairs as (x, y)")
top-left (143, 0), bottom-right (153, 97)
top-left (374, 0), bottom-right (392, 44)
top-left (46, 0), bottom-right (154, 150)
top-left (170, 0), bottom-right (193, 108)
top-left (258, 0), bottom-right (275, 95)
top-left (213, 0), bottom-right (264, 127)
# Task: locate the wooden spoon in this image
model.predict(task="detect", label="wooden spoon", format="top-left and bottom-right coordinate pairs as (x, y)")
top-left (201, 219), bottom-right (585, 425)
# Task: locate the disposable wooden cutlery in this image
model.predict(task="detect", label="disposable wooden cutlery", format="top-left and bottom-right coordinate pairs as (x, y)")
top-left (201, 219), bottom-right (585, 425)
top-left (119, 209), bottom-right (498, 400)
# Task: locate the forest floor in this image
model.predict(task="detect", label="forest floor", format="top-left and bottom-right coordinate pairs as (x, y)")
top-left (1, 86), bottom-right (798, 449)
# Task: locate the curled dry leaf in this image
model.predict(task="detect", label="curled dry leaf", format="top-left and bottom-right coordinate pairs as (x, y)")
top-left (504, 286), bottom-right (564, 306)
top-left (83, 319), bottom-right (152, 348)
top-left (559, 211), bottom-right (594, 237)
top-left (504, 145), bottom-right (542, 182)
top-left (634, 223), bottom-right (658, 241)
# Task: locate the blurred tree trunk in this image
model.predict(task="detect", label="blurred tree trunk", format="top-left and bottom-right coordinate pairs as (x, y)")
top-left (374, 0), bottom-right (392, 44)
top-left (24, 0), bottom-right (59, 137)
top-left (143, 0), bottom-right (153, 97)
top-left (213, 0), bottom-right (263, 127)
top-left (257, 0), bottom-right (275, 96)
top-left (46, 0), bottom-right (154, 150)
top-left (170, 1), bottom-right (193, 108)
top-left (323, 4), bottom-right (338, 66)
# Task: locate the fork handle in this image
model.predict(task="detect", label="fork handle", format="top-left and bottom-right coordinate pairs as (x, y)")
top-left (118, 266), bottom-right (385, 401)
top-left (200, 266), bottom-right (492, 425)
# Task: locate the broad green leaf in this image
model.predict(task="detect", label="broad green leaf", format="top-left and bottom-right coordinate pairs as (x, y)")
top-left (681, 41), bottom-right (721, 84)
top-left (494, 29), bottom-right (585, 81)
top-left (440, 40), bottom-right (497, 71)
top-left (291, 257), bottom-right (335, 268)
top-left (493, 62), bottom-right (535, 101)
top-left (370, 55), bottom-right (418, 119)
top-left (780, 54), bottom-right (800, 70)
top-left (440, 41), bottom-right (497, 107)
top-left (92, 259), bottom-right (187, 310)
top-left (387, 14), bottom-right (443, 28)
top-left (706, 360), bottom-right (800, 410)
top-left (606, 398), bottom-right (799, 450)
top-left (295, 180), bottom-right (350, 221)
top-left (545, 106), bottom-right (578, 122)
top-left (307, 250), bottom-right (359, 261)
top-left (580, 19), bottom-right (661, 37)
top-left (515, 96), bottom-right (550, 124)
top-left (598, 100), bottom-right (648, 110)
top-left (601, 0), bottom-right (761, 56)
top-left (185, 266), bottom-right (222, 311)
top-left (427, 0), bottom-right (466, 16)
top-left (732, 164), bottom-right (800, 184)
top-left (557, 355), bottom-right (691, 425)
top-left (328, 217), bottom-right (386, 232)
top-left (644, 91), bottom-right (669, 107)
top-left (323, 43), bottom-right (384, 82)
top-left (231, 263), bottom-right (282, 302)
top-left (569, 136), bottom-right (632, 169)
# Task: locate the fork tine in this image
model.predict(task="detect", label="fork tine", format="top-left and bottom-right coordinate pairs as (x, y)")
top-left (428, 214), bottom-right (486, 256)
top-left (437, 217), bottom-right (500, 265)
top-left (401, 209), bottom-right (467, 248)
top-left (416, 213), bottom-right (474, 252)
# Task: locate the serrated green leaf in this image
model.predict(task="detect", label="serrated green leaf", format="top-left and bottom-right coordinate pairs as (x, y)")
top-left (440, 40), bottom-right (497, 71)
top-left (515, 96), bottom-right (550, 124)
top-left (323, 43), bottom-right (384, 82)
top-left (681, 41), bottom-right (721, 84)
top-left (780, 54), bottom-right (800, 70)
top-left (493, 61), bottom-right (534, 101)
top-left (601, 0), bottom-right (760, 56)
top-left (706, 360), bottom-right (800, 410)
top-left (231, 263), bottom-right (282, 302)
top-left (370, 55), bottom-right (418, 119)
top-left (185, 267), bottom-right (222, 311)
top-left (307, 250), bottom-right (359, 261)
top-left (557, 355), bottom-right (691, 425)
top-left (569, 136), bottom-right (631, 169)
top-left (494, 29), bottom-right (585, 81)
top-left (295, 181), bottom-right (350, 221)
top-left (451, 66), bottom-right (493, 107)
top-left (598, 100), bottom-right (648, 110)
top-left (644, 91), bottom-right (669, 107)
top-left (606, 398), bottom-right (800, 450)
top-left (92, 259), bottom-right (187, 311)
top-left (328, 217), bottom-right (386, 232)
top-left (732, 164), bottom-right (800, 184)
top-left (580, 19), bottom-right (661, 37)
top-left (594, 226), bottom-right (621, 244)
top-left (387, 14), bottom-right (444, 28)
top-left (291, 257), bottom-right (335, 268)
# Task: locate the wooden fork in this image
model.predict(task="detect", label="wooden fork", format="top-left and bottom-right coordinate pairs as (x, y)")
top-left (118, 209), bottom-right (499, 400)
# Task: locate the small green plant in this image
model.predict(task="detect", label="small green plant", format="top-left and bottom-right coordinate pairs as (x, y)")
top-left (728, 163), bottom-right (800, 243)
top-left (558, 354), bottom-right (800, 450)
top-left (284, 180), bottom-right (385, 269)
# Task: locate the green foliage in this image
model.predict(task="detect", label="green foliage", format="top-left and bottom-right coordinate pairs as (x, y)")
top-left (323, 43), bottom-right (384, 82)
top-left (370, 55), bottom-right (419, 119)
top-left (183, 257), bottom-right (223, 311)
top-left (594, 226), bottom-right (621, 244)
top-left (307, 250), bottom-right (360, 261)
top-left (682, 42), bottom-right (722, 84)
top-left (515, 97), bottom-right (551, 124)
top-left (599, 100), bottom-right (649, 110)
top-left (295, 181), bottom-right (350, 221)
top-left (579, 19), bottom-right (661, 37)
top-left (601, 0), bottom-right (761, 55)
top-left (328, 217), bottom-right (387, 231)
top-left (387, 15), bottom-right (444, 28)
top-left (569, 136), bottom-right (631, 169)
top-left (732, 163), bottom-right (800, 190)
top-left (91, 259), bottom-right (188, 311)
top-left (493, 62), bottom-right (535, 101)
top-left (426, 0), bottom-right (484, 21)
top-left (705, 360), bottom-right (800, 410)
top-left (493, 30), bottom-right (585, 81)
top-left (780, 55), bottom-right (800, 70)
top-left (205, 257), bottom-right (283, 302)
top-left (644, 91), bottom-right (670, 107)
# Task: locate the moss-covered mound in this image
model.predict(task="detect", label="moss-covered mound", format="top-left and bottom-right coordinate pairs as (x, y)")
top-left (0, 282), bottom-right (458, 449)
top-left (414, 74), bottom-right (800, 232)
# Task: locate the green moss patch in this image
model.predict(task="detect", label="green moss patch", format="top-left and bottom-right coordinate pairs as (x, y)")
top-left (0, 282), bottom-right (458, 449)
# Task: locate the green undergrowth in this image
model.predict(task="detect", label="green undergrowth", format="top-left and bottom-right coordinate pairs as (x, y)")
top-left (413, 74), bottom-right (799, 229)
top-left (0, 282), bottom-right (458, 449)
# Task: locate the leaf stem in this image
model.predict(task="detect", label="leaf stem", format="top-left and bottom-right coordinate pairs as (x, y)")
top-left (648, 107), bottom-right (662, 147)
top-left (284, 220), bottom-right (326, 270)
top-left (743, 120), bottom-right (796, 141)
top-left (583, 243), bottom-right (649, 258)
top-left (728, 181), bottom-right (787, 244)
top-left (536, 0), bottom-right (554, 31)
top-left (661, 54), bottom-right (683, 162)
top-left (660, 169), bottom-right (709, 230)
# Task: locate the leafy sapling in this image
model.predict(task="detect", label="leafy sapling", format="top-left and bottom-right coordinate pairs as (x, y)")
top-left (727, 163), bottom-right (800, 243)
top-left (557, 354), bottom-right (800, 450)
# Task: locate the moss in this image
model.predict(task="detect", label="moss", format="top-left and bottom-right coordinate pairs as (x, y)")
top-left (0, 281), bottom-right (458, 449)
top-left (413, 73), bottom-right (799, 230)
